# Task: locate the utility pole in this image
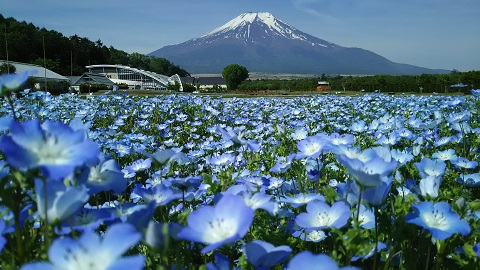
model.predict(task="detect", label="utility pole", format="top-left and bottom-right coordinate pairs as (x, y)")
top-left (70, 50), bottom-right (73, 77)
top-left (4, 25), bottom-right (9, 73)
top-left (43, 36), bottom-right (47, 92)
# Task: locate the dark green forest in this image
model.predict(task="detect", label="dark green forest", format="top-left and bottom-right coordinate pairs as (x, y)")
top-left (0, 14), bottom-right (190, 77)
top-left (239, 71), bottom-right (480, 93)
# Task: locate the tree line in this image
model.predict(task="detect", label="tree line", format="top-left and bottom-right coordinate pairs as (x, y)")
top-left (0, 14), bottom-right (190, 77)
top-left (238, 71), bottom-right (480, 93)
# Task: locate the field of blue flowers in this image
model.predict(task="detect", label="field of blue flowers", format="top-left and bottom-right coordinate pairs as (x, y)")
top-left (1, 71), bottom-right (480, 269)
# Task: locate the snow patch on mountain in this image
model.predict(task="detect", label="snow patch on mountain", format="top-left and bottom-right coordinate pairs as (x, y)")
top-left (197, 12), bottom-right (334, 48)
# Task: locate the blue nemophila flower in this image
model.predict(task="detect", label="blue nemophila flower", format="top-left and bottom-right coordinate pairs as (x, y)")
top-left (141, 147), bottom-right (188, 165)
top-left (432, 149), bottom-right (458, 162)
top-left (280, 193), bottom-right (324, 208)
top-left (86, 154), bottom-right (126, 195)
top-left (293, 229), bottom-right (328, 242)
top-left (209, 152), bottom-right (236, 167)
top-left (295, 201), bottom-right (350, 230)
top-left (0, 204), bottom-right (32, 234)
top-left (0, 220), bottom-right (5, 253)
top-left (287, 251), bottom-right (359, 270)
top-left (69, 117), bottom-right (92, 135)
top-left (471, 89), bottom-right (480, 96)
top-left (56, 208), bottom-right (114, 234)
top-left (457, 173), bottom-right (480, 187)
top-left (305, 158), bottom-right (323, 183)
top-left (105, 201), bottom-right (156, 231)
top-left (354, 204), bottom-right (375, 229)
top-left (362, 176), bottom-right (393, 206)
top-left (0, 116), bottom-right (12, 132)
top-left (218, 126), bottom-right (261, 152)
top-left (0, 70), bottom-right (36, 94)
top-left (20, 223), bottom-right (144, 270)
top-left (390, 149), bottom-right (414, 166)
top-left (351, 120), bottom-right (367, 133)
top-left (337, 179), bottom-right (361, 206)
top-left (124, 158), bottom-right (152, 177)
top-left (35, 179), bottom-right (89, 224)
top-left (290, 128), bottom-right (308, 140)
top-left (206, 252), bottom-right (241, 270)
top-left (396, 127), bottom-right (414, 140)
top-left (419, 175), bottom-right (442, 199)
top-left (241, 192), bottom-right (276, 215)
top-left (145, 221), bottom-right (182, 249)
top-left (336, 146), bottom-right (398, 188)
top-left (433, 136), bottom-right (454, 147)
top-left (296, 135), bottom-right (329, 159)
top-left (169, 175), bottom-right (203, 189)
top-left (178, 194), bottom-right (254, 254)
top-left (375, 133), bottom-right (400, 146)
top-left (242, 240), bottom-right (292, 269)
top-left (473, 242), bottom-right (480, 258)
top-left (406, 201), bottom-right (471, 240)
top-left (0, 119), bottom-right (100, 180)
top-left (0, 160), bottom-right (9, 181)
top-left (236, 175), bottom-right (269, 192)
top-left (451, 157), bottom-right (478, 170)
top-left (327, 132), bottom-right (355, 147)
top-left (415, 158), bottom-right (446, 179)
top-left (132, 184), bottom-right (181, 206)
top-left (270, 154), bottom-right (295, 173)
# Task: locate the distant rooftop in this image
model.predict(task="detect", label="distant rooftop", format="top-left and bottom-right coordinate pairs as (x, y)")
top-left (181, 76), bottom-right (226, 86)
top-left (0, 60), bottom-right (69, 81)
top-left (69, 72), bottom-right (115, 86)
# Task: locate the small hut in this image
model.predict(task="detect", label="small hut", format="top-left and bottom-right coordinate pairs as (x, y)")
top-left (316, 81), bottom-right (331, 91)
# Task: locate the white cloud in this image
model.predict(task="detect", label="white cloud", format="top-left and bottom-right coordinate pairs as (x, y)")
top-left (291, 0), bottom-right (325, 17)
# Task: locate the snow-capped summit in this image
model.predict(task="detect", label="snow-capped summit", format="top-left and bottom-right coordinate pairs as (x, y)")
top-left (192, 12), bottom-right (335, 48)
top-left (196, 12), bottom-right (334, 48)
top-left (149, 12), bottom-right (448, 75)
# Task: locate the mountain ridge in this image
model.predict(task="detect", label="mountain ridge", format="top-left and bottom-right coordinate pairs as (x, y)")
top-left (149, 12), bottom-right (450, 75)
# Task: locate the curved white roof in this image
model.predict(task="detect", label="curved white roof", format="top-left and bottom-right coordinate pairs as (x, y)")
top-left (1, 60), bottom-right (69, 81)
top-left (86, 64), bottom-right (182, 91)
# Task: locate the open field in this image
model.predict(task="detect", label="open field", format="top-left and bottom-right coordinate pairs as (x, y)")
top-left (94, 89), bottom-right (469, 98)
top-left (1, 88), bottom-right (480, 269)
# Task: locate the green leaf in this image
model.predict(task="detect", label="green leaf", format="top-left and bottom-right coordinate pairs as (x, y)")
top-left (469, 200), bottom-right (480, 211)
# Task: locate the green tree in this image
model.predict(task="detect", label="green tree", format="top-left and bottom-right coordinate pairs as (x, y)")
top-left (166, 81), bottom-right (181, 91)
top-left (0, 16), bottom-right (190, 76)
top-left (0, 62), bottom-right (16, 74)
top-left (182, 83), bottom-right (196, 93)
top-left (222, 64), bottom-right (249, 90)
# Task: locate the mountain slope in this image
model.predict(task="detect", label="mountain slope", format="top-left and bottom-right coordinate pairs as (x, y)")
top-left (149, 12), bottom-right (449, 75)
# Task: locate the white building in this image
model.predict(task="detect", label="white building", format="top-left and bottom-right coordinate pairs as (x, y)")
top-left (86, 64), bottom-right (183, 91)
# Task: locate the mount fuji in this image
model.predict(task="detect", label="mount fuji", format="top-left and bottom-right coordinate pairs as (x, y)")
top-left (149, 12), bottom-right (449, 75)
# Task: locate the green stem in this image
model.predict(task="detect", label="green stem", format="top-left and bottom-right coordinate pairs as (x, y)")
top-left (373, 206), bottom-right (379, 270)
top-left (355, 188), bottom-right (364, 227)
top-left (383, 248), bottom-right (399, 270)
top-left (425, 242), bottom-right (432, 270)
top-left (6, 94), bottom-right (18, 121)
top-left (435, 240), bottom-right (445, 270)
top-left (182, 189), bottom-right (185, 207)
top-left (344, 180), bottom-right (351, 205)
top-left (14, 185), bottom-right (25, 264)
top-left (42, 178), bottom-right (51, 251)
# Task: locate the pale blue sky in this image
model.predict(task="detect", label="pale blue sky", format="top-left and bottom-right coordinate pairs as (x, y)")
top-left (2, 0), bottom-right (479, 71)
